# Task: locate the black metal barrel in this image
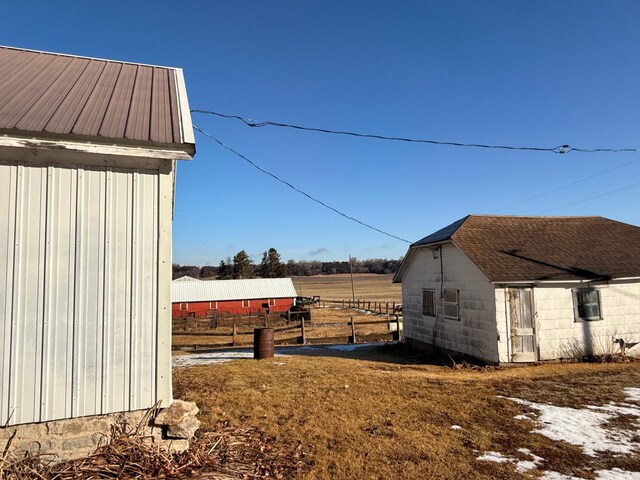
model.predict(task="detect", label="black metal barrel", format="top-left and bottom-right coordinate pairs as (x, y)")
top-left (254, 327), bottom-right (275, 359)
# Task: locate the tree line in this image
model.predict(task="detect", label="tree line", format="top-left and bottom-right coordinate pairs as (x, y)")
top-left (173, 248), bottom-right (402, 280)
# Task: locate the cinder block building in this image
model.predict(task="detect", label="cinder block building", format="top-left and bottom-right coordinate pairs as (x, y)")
top-left (393, 215), bottom-right (640, 363)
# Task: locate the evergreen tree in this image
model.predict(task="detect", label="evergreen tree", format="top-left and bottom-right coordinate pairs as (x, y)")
top-left (258, 248), bottom-right (286, 278)
top-left (232, 250), bottom-right (254, 279)
top-left (217, 259), bottom-right (232, 279)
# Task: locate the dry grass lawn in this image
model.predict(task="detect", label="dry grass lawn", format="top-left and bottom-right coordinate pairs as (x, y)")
top-left (174, 344), bottom-right (640, 479)
top-left (293, 274), bottom-right (401, 303)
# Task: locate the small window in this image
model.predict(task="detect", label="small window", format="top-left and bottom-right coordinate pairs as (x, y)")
top-left (572, 288), bottom-right (602, 321)
top-left (180, 303), bottom-right (188, 311)
top-left (269, 298), bottom-right (276, 307)
top-left (242, 299), bottom-right (251, 308)
top-left (443, 289), bottom-right (459, 320)
top-left (422, 290), bottom-right (435, 316)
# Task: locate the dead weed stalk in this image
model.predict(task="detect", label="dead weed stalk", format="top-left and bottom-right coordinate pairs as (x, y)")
top-left (0, 419), bottom-right (305, 479)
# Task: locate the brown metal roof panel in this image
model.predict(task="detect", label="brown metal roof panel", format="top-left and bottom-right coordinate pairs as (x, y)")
top-left (124, 65), bottom-right (152, 141)
top-left (17, 57), bottom-right (91, 132)
top-left (150, 68), bottom-right (172, 143)
top-left (167, 71), bottom-right (182, 144)
top-left (98, 63), bottom-right (137, 139)
top-left (72, 61), bottom-right (122, 137)
top-left (0, 54), bottom-right (73, 129)
top-left (45, 60), bottom-right (106, 134)
top-left (0, 53), bottom-right (60, 127)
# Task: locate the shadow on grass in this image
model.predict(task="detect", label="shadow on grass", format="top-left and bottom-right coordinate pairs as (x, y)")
top-left (179, 341), bottom-right (489, 368)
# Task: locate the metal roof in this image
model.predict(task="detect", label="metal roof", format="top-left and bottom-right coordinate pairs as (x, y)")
top-left (173, 275), bottom-right (203, 282)
top-left (172, 278), bottom-right (299, 303)
top-left (0, 46), bottom-right (194, 151)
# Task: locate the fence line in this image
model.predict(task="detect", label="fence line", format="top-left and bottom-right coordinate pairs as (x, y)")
top-left (172, 316), bottom-right (402, 350)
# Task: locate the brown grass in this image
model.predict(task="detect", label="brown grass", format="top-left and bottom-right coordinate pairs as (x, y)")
top-left (174, 345), bottom-right (640, 480)
top-left (292, 274), bottom-right (401, 303)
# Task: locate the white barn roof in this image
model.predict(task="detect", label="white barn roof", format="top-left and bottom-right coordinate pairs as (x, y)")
top-left (172, 278), bottom-right (298, 303)
top-left (173, 275), bottom-right (202, 282)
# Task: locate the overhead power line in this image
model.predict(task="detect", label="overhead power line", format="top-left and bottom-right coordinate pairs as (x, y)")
top-left (191, 109), bottom-right (639, 155)
top-left (494, 157), bottom-right (640, 213)
top-left (193, 125), bottom-right (411, 244)
top-left (540, 181), bottom-right (640, 214)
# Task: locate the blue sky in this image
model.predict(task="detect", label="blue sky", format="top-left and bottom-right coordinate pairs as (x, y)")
top-left (2, 1), bottom-right (639, 266)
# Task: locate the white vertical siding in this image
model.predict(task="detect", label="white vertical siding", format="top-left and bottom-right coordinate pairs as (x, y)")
top-left (0, 160), bottom-right (163, 426)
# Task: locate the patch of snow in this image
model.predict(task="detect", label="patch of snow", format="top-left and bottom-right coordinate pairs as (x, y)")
top-left (540, 471), bottom-right (582, 480)
top-left (451, 425), bottom-right (462, 430)
top-left (477, 449), bottom-right (543, 473)
top-left (517, 448), bottom-right (544, 464)
top-left (514, 413), bottom-right (536, 421)
top-left (596, 468), bottom-right (640, 479)
top-left (506, 397), bottom-right (640, 456)
top-left (173, 351), bottom-right (282, 367)
top-left (515, 460), bottom-right (538, 473)
top-left (624, 388), bottom-right (640, 403)
top-left (476, 451), bottom-right (511, 463)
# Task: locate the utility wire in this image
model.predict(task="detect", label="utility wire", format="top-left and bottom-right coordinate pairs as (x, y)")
top-left (191, 109), bottom-right (639, 154)
top-left (494, 157), bottom-right (640, 213)
top-left (193, 125), bottom-right (411, 244)
top-left (540, 181), bottom-right (640, 214)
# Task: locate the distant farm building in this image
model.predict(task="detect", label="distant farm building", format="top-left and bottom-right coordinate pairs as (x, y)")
top-left (0, 45), bottom-right (195, 456)
top-left (394, 215), bottom-right (640, 364)
top-left (172, 278), bottom-right (298, 317)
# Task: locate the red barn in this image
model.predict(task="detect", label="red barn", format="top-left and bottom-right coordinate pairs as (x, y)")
top-left (171, 278), bottom-right (298, 318)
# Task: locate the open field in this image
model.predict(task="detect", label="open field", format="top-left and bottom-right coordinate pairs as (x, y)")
top-left (174, 345), bottom-right (640, 480)
top-left (292, 273), bottom-right (402, 303)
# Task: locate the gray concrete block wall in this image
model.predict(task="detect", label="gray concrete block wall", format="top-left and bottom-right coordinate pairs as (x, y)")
top-left (0, 409), bottom-right (179, 463)
top-left (401, 243), bottom-right (499, 363)
top-left (533, 281), bottom-right (640, 359)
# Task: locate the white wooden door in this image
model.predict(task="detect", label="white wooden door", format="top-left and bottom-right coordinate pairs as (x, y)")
top-left (509, 288), bottom-right (537, 362)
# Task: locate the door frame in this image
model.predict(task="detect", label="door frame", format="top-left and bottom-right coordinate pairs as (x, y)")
top-left (508, 287), bottom-right (538, 362)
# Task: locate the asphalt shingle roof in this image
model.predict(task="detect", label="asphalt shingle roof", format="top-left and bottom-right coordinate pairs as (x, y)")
top-left (412, 215), bottom-right (640, 282)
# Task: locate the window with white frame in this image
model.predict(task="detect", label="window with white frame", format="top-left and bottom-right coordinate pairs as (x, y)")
top-left (422, 289), bottom-right (435, 316)
top-left (443, 289), bottom-right (459, 320)
top-left (242, 299), bottom-right (251, 308)
top-left (269, 298), bottom-right (276, 306)
top-left (572, 288), bottom-right (602, 321)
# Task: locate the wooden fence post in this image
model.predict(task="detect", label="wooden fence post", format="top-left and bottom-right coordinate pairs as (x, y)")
top-left (349, 317), bottom-right (356, 344)
top-left (287, 309), bottom-right (291, 325)
top-left (386, 302), bottom-right (389, 315)
top-left (299, 318), bottom-right (306, 345)
top-left (232, 319), bottom-right (237, 346)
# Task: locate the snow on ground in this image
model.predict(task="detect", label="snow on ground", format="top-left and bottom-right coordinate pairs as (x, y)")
top-left (173, 343), bottom-right (386, 367)
top-left (173, 350), bottom-right (273, 367)
top-left (506, 397), bottom-right (640, 456)
top-left (625, 388), bottom-right (640, 403)
top-left (476, 449), bottom-right (543, 473)
top-left (541, 469), bottom-right (640, 480)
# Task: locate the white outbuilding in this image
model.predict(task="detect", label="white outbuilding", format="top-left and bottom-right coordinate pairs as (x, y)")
top-left (393, 215), bottom-right (640, 363)
top-left (0, 45), bottom-right (195, 432)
